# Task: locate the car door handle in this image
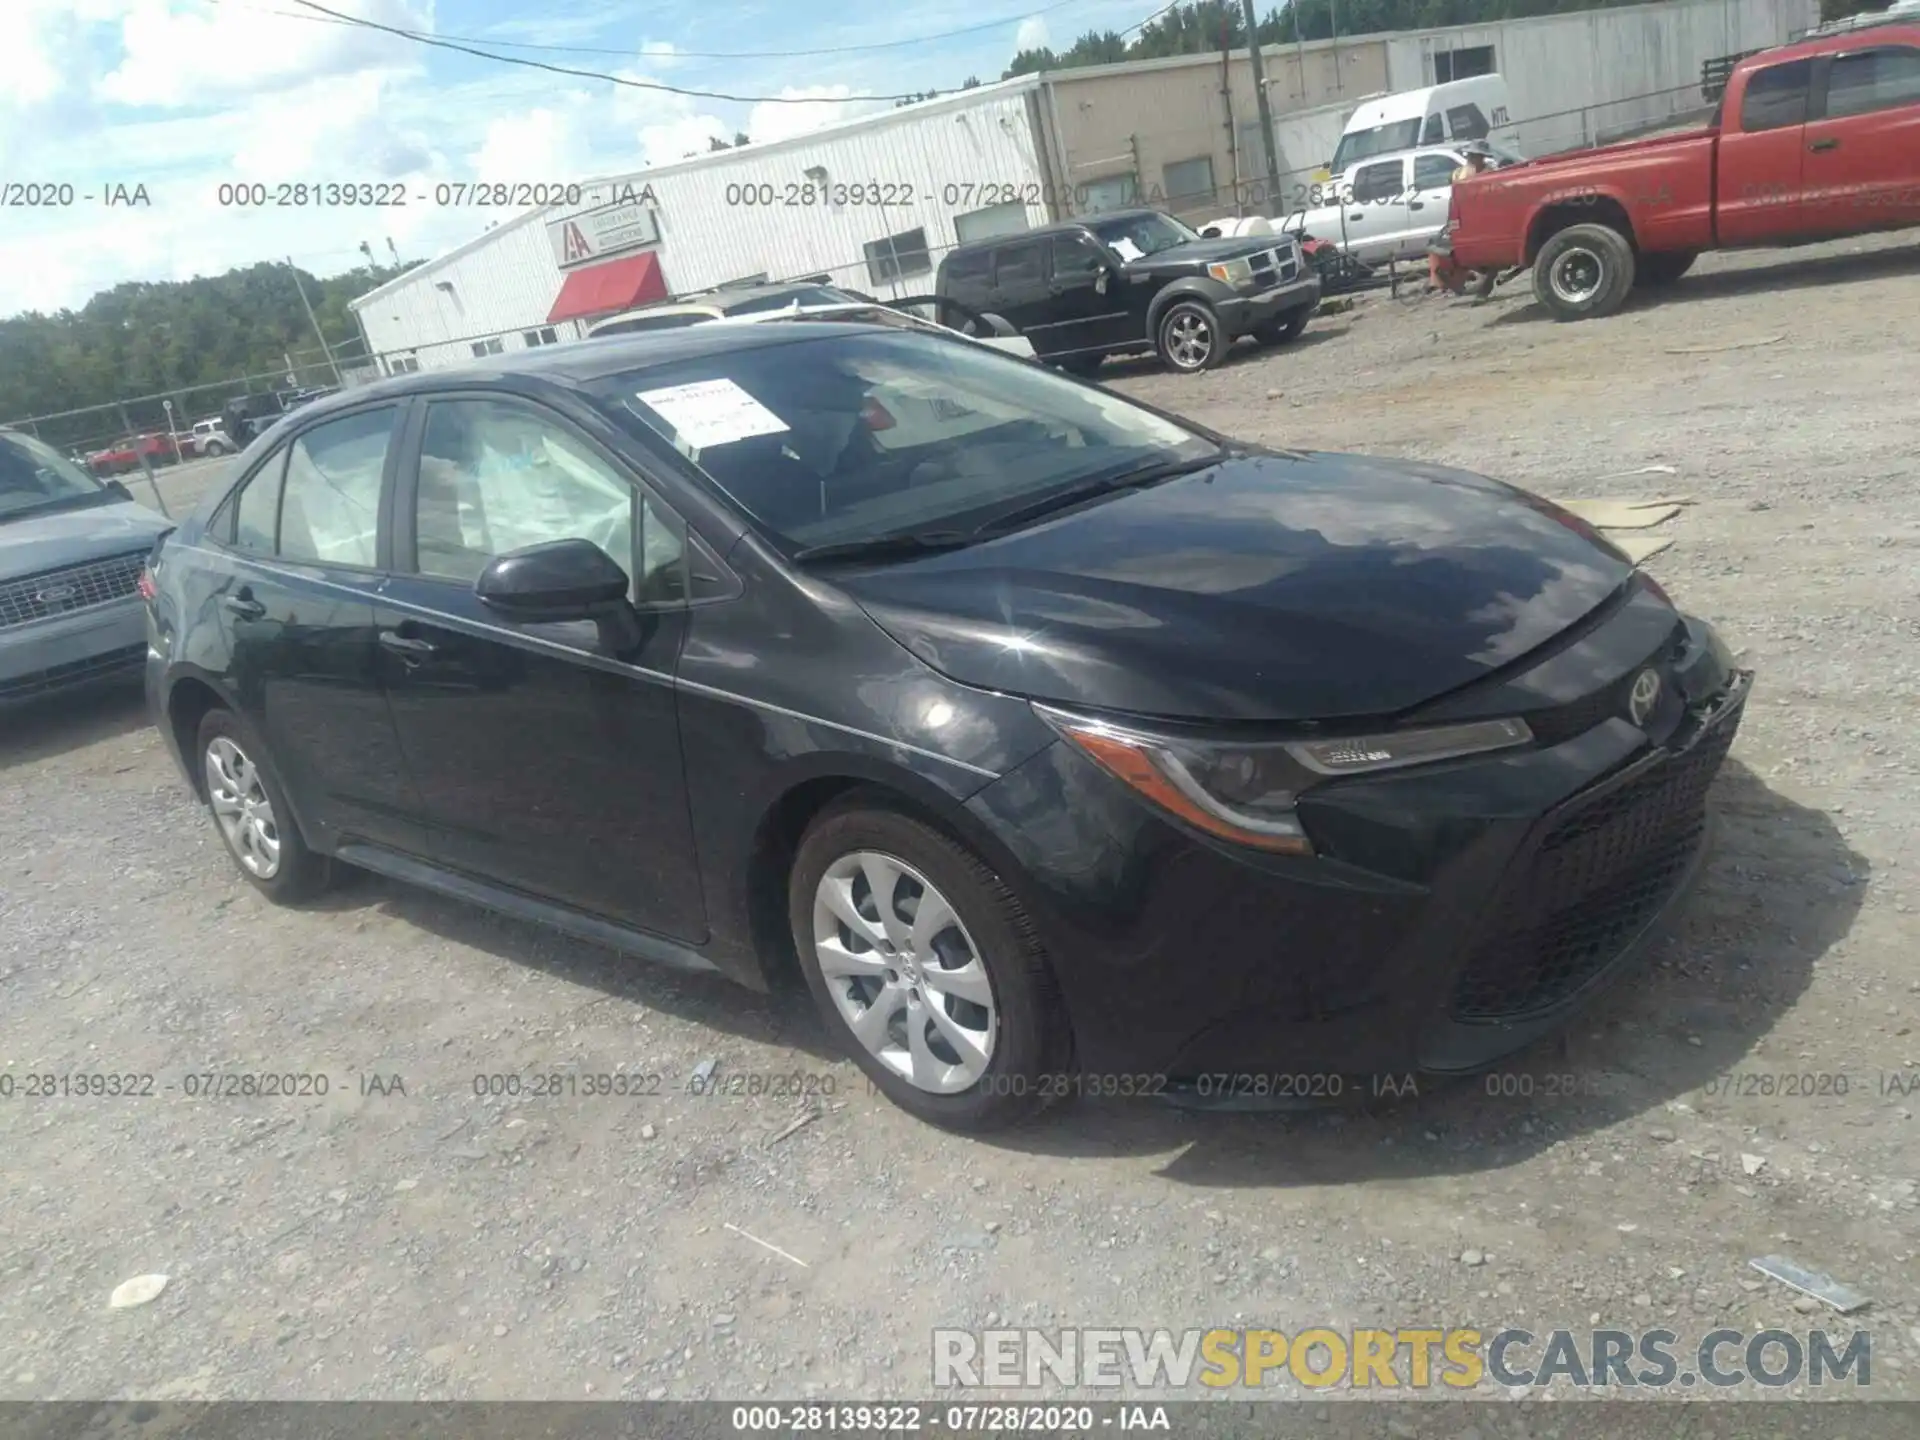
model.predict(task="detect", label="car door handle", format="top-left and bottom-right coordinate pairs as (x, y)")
top-left (378, 631), bottom-right (436, 658)
top-left (1809, 137), bottom-right (1840, 152)
top-left (221, 593), bottom-right (265, 621)
top-left (1349, 211), bottom-right (1365, 221)
top-left (1408, 200), bottom-right (1425, 210)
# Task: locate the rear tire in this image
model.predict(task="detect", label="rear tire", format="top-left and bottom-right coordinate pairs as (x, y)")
top-left (1253, 307), bottom-right (1312, 345)
top-left (789, 796), bottom-right (1072, 1132)
top-left (1155, 299), bottom-right (1230, 373)
top-left (195, 707), bottom-right (331, 903)
top-left (1636, 249), bottom-right (1698, 288)
top-left (1532, 224), bottom-right (1636, 321)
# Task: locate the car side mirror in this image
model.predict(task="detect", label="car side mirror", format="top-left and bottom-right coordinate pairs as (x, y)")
top-left (475, 538), bottom-right (643, 650)
top-left (1199, 226), bottom-right (1222, 238)
top-left (103, 479), bottom-right (133, 501)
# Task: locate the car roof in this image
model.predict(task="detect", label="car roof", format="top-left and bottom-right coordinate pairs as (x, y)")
top-left (279, 321), bottom-right (907, 417)
top-left (944, 211), bottom-right (1168, 260)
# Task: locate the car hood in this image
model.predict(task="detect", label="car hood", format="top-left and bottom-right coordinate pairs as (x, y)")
top-left (0, 498), bottom-right (172, 577)
top-left (1124, 236), bottom-right (1287, 269)
top-left (835, 452), bottom-right (1636, 722)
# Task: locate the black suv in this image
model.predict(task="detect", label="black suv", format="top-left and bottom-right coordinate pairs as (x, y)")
top-left (935, 209), bottom-right (1321, 375)
top-left (221, 392), bottom-right (289, 447)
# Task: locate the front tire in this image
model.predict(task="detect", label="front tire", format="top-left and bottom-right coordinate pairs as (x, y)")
top-left (1155, 299), bottom-right (1229, 373)
top-left (203, 440), bottom-right (230, 456)
top-left (196, 708), bottom-right (331, 903)
top-left (1532, 223), bottom-right (1636, 320)
top-left (789, 797), bottom-right (1072, 1131)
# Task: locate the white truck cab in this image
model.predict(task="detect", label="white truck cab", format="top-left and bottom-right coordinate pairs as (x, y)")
top-left (1281, 143), bottom-right (1522, 265)
top-left (1317, 75), bottom-right (1517, 180)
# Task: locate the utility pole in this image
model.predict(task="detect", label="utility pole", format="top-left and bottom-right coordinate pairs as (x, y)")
top-left (1220, 8), bottom-right (1242, 217)
top-left (1239, 0), bottom-right (1284, 214)
top-left (286, 258), bottom-right (344, 386)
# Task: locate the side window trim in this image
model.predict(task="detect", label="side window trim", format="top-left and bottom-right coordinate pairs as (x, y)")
top-left (392, 390), bottom-right (701, 610)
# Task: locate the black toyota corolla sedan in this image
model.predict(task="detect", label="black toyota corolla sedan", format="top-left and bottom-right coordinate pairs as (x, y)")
top-left (143, 322), bottom-right (1749, 1130)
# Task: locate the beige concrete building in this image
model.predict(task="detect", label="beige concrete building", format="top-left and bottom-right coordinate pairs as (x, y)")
top-left (1037, 0), bottom-right (1819, 222)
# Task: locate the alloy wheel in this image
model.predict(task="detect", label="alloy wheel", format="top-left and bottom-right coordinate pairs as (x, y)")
top-left (1164, 309), bottom-right (1215, 370)
top-left (811, 850), bottom-right (997, 1093)
top-left (205, 736), bottom-right (282, 879)
top-left (1548, 248), bottom-right (1606, 306)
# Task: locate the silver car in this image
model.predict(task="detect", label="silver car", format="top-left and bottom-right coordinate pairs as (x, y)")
top-left (1, 427), bottom-right (172, 709)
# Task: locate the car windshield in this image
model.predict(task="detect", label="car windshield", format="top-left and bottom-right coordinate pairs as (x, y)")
top-left (721, 286), bottom-right (866, 315)
top-left (596, 330), bottom-right (1218, 554)
top-left (1331, 118), bottom-right (1424, 172)
top-left (0, 429), bottom-right (111, 520)
top-left (1086, 212), bottom-right (1199, 260)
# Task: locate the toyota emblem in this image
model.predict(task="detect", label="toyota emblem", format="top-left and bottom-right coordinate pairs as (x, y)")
top-left (1627, 668), bottom-right (1662, 727)
top-left (34, 583), bottom-right (78, 606)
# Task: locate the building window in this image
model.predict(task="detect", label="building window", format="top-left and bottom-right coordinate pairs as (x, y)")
top-left (953, 202), bottom-right (1029, 245)
top-left (1434, 45), bottom-right (1495, 83)
top-left (1161, 156), bottom-right (1215, 206)
top-left (387, 353), bottom-right (420, 375)
top-left (1078, 173), bottom-right (1137, 215)
top-left (863, 228), bottom-right (931, 285)
top-left (469, 337), bottom-right (504, 357)
top-left (521, 327), bottom-right (559, 347)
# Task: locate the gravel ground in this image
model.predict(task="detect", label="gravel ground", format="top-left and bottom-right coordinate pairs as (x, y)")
top-left (3, 233), bottom-right (1918, 1413)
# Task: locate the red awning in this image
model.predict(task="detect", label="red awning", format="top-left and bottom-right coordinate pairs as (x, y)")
top-left (546, 252), bottom-right (667, 324)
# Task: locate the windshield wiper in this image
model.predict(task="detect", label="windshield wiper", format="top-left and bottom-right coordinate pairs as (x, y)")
top-left (791, 528), bottom-right (974, 564)
top-left (966, 453), bottom-right (1221, 538)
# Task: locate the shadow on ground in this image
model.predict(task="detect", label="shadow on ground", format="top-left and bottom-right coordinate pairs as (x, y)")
top-left (1492, 238), bottom-right (1920, 326)
top-left (0, 682), bottom-right (149, 773)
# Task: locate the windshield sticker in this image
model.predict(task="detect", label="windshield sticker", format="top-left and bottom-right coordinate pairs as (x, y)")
top-left (633, 378), bottom-right (789, 447)
top-left (1107, 237), bottom-right (1143, 262)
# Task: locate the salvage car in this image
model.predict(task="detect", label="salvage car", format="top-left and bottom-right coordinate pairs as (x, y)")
top-left (1, 427), bottom-right (173, 708)
top-left (1437, 21), bottom-right (1920, 319)
top-left (935, 209), bottom-right (1321, 375)
top-left (143, 325), bottom-right (1750, 1130)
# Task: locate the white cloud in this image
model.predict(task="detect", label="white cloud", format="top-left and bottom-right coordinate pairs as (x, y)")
top-left (467, 100), bottom-right (599, 183)
top-left (744, 86), bottom-right (879, 146)
top-left (96, 0), bottom-right (431, 108)
top-left (1013, 17), bottom-right (1050, 54)
top-left (639, 40), bottom-right (685, 70)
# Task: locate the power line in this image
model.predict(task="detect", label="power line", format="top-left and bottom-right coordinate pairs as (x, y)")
top-left (224, 0), bottom-right (1093, 60)
top-left (278, 0), bottom-right (1131, 104)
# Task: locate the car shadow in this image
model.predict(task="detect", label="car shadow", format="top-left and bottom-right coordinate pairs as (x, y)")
top-left (0, 681), bottom-right (150, 773)
top-left (979, 757), bottom-right (1868, 1184)
top-left (296, 757), bottom-right (1860, 1181)
top-left (300, 868), bottom-right (843, 1061)
top-left (1096, 327), bottom-right (1350, 382)
top-left (1489, 237), bottom-right (1920, 326)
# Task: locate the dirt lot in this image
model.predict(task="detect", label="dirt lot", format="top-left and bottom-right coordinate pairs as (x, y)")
top-left (4, 234), bottom-right (1918, 1413)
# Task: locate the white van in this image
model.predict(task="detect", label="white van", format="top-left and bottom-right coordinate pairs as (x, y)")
top-left (1317, 75), bottom-right (1517, 179)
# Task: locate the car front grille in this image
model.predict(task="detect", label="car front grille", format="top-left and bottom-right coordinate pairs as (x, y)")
top-left (0, 642), bottom-right (146, 702)
top-left (0, 551), bottom-right (148, 631)
top-left (1449, 701), bottom-right (1743, 1022)
top-left (1249, 244), bottom-right (1302, 287)
top-left (1524, 624), bottom-right (1688, 748)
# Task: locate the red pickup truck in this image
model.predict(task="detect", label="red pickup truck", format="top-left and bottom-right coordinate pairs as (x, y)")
top-left (1438, 22), bottom-right (1920, 320)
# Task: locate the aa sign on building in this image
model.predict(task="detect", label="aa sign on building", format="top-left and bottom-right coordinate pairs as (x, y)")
top-left (547, 189), bottom-right (662, 271)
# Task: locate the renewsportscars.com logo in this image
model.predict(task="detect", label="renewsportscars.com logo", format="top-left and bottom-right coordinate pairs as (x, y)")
top-left (932, 1326), bottom-right (1872, 1391)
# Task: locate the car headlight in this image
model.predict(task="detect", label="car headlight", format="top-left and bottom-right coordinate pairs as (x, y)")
top-left (1036, 707), bottom-right (1535, 855)
top-left (1207, 258), bottom-right (1255, 287)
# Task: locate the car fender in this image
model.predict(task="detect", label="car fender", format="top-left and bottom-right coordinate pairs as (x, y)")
top-left (1519, 185), bottom-right (1641, 262)
top-left (1144, 276), bottom-right (1236, 334)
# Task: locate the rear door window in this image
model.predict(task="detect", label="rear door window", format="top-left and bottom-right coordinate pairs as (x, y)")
top-left (276, 408), bottom-right (397, 568)
top-left (1413, 154), bottom-right (1460, 191)
top-left (232, 448), bottom-right (288, 553)
top-left (1740, 58), bottom-right (1813, 132)
top-left (1822, 45), bottom-right (1920, 119)
top-left (992, 241), bottom-right (1046, 290)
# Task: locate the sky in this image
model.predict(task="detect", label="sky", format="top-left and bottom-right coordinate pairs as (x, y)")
top-left (0, 0), bottom-right (1158, 321)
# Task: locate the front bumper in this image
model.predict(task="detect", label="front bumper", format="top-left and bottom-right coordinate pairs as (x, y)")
top-left (0, 598), bottom-right (148, 709)
top-left (1216, 273), bottom-right (1323, 337)
top-left (964, 608), bottom-right (1750, 1096)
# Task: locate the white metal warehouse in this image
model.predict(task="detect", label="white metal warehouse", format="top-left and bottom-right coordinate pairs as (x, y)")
top-left (350, 78), bottom-right (1061, 375)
